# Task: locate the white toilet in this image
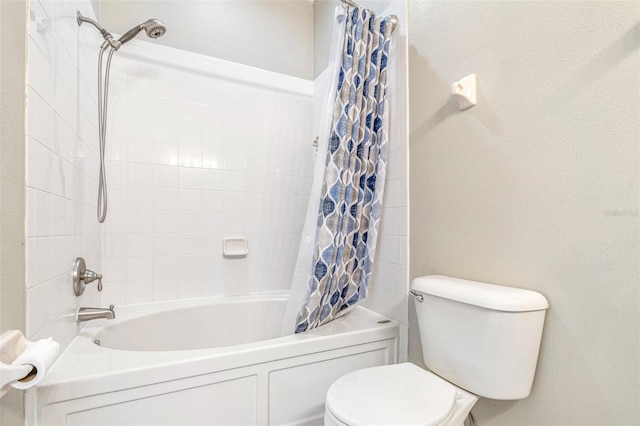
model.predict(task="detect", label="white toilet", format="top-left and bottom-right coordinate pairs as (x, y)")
top-left (324, 275), bottom-right (549, 426)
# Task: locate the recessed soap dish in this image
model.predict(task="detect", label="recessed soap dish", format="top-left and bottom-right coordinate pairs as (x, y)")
top-left (223, 238), bottom-right (248, 258)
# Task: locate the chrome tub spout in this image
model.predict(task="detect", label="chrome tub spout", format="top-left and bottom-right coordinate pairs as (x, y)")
top-left (76, 305), bottom-right (115, 322)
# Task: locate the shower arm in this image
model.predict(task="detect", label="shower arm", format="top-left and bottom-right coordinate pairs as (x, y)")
top-left (77, 11), bottom-right (122, 50)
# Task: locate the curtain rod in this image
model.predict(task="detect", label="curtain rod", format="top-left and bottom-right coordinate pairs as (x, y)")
top-left (338, 0), bottom-right (398, 34)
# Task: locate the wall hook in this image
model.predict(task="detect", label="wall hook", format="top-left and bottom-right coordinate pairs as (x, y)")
top-left (451, 74), bottom-right (477, 110)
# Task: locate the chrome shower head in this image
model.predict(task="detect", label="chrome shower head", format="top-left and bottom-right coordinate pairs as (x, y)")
top-left (118, 18), bottom-right (166, 45)
top-left (143, 19), bottom-right (166, 39)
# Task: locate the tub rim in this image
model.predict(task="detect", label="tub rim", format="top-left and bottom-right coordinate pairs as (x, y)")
top-left (38, 292), bottom-right (399, 400)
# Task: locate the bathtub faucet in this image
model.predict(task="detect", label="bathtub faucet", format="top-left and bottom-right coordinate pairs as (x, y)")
top-left (76, 305), bottom-right (116, 322)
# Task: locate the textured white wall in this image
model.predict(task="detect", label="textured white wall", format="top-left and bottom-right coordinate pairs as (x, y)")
top-left (100, 0), bottom-right (313, 80)
top-left (0, 1), bottom-right (27, 423)
top-left (0, 0), bottom-right (26, 335)
top-left (408, 1), bottom-right (639, 424)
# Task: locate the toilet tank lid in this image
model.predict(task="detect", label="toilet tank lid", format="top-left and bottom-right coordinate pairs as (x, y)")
top-left (411, 275), bottom-right (549, 312)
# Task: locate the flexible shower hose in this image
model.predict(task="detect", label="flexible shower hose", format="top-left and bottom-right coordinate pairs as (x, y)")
top-left (96, 42), bottom-right (116, 223)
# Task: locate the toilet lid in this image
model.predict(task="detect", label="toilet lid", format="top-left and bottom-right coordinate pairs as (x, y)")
top-left (326, 363), bottom-right (458, 426)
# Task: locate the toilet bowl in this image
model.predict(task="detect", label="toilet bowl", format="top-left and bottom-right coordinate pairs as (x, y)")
top-left (324, 363), bottom-right (477, 426)
top-left (324, 275), bottom-right (549, 426)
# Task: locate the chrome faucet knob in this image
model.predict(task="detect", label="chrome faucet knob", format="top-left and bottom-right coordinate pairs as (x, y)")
top-left (82, 269), bottom-right (103, 291)
top-left (72, 257), bottom-right (105, 296)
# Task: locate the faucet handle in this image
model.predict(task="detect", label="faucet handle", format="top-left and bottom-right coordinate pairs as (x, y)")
top-left (82, 269), bottom-right (103, 291)
top-left (72, 257), bottom-right (104, 296)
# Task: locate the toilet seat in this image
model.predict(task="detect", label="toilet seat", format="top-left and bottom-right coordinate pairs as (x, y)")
top-left (325, 363), bottom-right (468, 426)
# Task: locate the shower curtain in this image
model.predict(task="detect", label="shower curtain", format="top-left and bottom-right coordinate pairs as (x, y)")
top-left (284, 6), bottom-right (393, 334)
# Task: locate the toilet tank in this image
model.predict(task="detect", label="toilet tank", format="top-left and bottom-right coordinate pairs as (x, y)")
top-left (411, 275), bottom-right (549, 400)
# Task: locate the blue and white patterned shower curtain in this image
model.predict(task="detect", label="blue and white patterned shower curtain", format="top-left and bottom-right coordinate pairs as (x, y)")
top-left (295, 7), bottom-right (392, 333)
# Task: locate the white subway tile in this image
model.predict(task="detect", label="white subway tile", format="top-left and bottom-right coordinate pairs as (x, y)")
top-left (224, 150), bottom-right (246, 171)
top-left (383, 178), bottom-right (402, 208)
top-left (126, 256), bottom-right (153, 281)
top-left (53, 76), bottom-right (77, 134)
top-left (178, 255), bottom-right (203, 278)
top-left (32, 190), bottom-right (54, 237)
top-left (52, 195), bottom-right (75, 236)
top-left (126, 139), bottom-right (154, 164)
top-left (126, 210), bottom-right (154, 233)
top-left (202, 191), bottom-right (224, 211)
top-left (101, 281), bottom-right (127, 306)
top-left (154, 142), bottom-right (179, 166)
top-left (178, 189), bottom-right (202, 211)
top-left (224, 192), bottom-right (245, 212)
top-left (179, 117), bottom-right (202, 147)
top-left (126, 280), bottom-right (153, 304)
top-left (28, 37), bottom-right (53, 105)
top-left (218, 128), bottom-right (245, 151)
top-left (201, 212), bottom-right (225, 233)
top-left (152, 233), bottom-right (178, 256)
top-left (26, 138), bottom-right (53, 192)
top-left (125, 115), bottom-right (155, 141)
top-left (52, 32), bottom-right (77, 98)
top-left (102, 257), bottom-right (127, 282)
top-left (26, 275), bottom-right (74, 337)
top-left (223, 171), bottom-right (245, 192)
top-left (177, 211), bottom-right (202, 234)
top-left (177, 233), bottom-right (202, 256)
top-left (106, 162), bottom-right (127, 186)
top-left (178, 166), bottom-right (202, 189)
top-left (223, 260), bottom-right (249, 296)
top-left (380, 207), bottom-right (402, 236)
top-left (153, 279), bottom-right (178, 301)
top-left (153, 188), bottom-right (178, 211)
top-left (153, 118), bottom-right (179, 144)
top-left (153, 164), bottom-right (179, 188)
top-left (178, 145), bottom-right (202, 168)
top-left (382, 289), bottom-right (408, 325)
top-left (202, 144), bottom-right (224, 170)
top-left (202, 234), bottom-right (223, 256)
top-left (178, 276), bottom-right (203, 299)
top-left (126, 187), bottom-right (154, 210)
top-left (153, 211), bottom-right (179, 233)
top-left (126, 163), bottom-right (154, 187)
top-left (202, 169), bottom-right (224, 190)
top-left (222, 212), bottom-right (245, 233)
top-left (26, 237), bottom-right (54, 288)
top-left (27, 89), bottom-right (54, 148)
top-left (126, 234), bottom-right (154, 257)
top-left (53, 116), bottom-right (78, 163)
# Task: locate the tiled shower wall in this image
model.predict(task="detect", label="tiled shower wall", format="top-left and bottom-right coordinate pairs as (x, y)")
top-left (99, 41), bottom-right (313, 305)
top-left (25, 0), bottom-right (102, 350)
top-left (313, 2), bottom-right (409, 360)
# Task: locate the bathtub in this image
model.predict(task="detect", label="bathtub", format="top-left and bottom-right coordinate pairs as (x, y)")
top-left (29, 292), bottom-right (399, 425)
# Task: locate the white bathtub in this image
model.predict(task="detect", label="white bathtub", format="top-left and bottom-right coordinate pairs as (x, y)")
top-left (30, 292), bottom-right (399, 425)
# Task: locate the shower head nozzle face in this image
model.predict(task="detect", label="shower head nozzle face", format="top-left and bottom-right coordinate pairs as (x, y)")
top-left (143, 19), bottom-right (166, 39)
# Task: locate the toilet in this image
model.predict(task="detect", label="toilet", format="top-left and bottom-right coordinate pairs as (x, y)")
top-left (324, 275), bottom-right (549, 426)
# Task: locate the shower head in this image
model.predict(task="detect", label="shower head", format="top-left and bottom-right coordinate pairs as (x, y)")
top-left (118, 19), bottom-right (166, 46)
top-left (144, 20), bottom-right (167, 39)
